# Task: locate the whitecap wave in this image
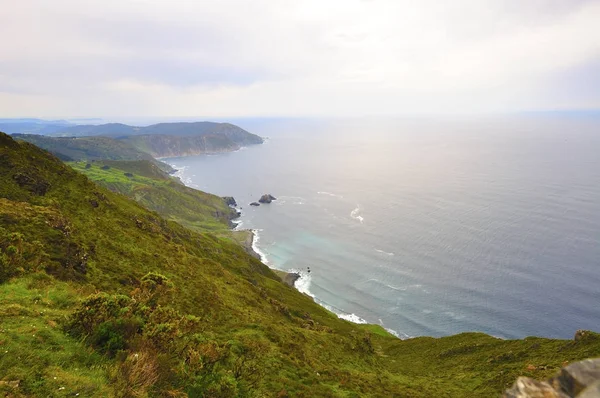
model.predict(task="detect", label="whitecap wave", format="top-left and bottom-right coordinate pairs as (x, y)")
top-left (338, 313), bottom-right (368, 324)
top-left (231, 219), bottom-right (243, 230)
top-left (374, 249), bottom-right (394, 256)
top-left (317, 191), bottom-right (344, 199)
top-left (288, 270), bottom-right (370, 325)
top-left (277, 196), bottom-right (306, 205)
top-left (350, 205), bottom-right (364, 223)
top-left (443, 311), bottom-right (465, 320)
top-left (377, 319), bottom-right (410, 339)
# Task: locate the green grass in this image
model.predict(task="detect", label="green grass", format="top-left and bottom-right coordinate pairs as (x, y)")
top-left (1, 132), bottom-right (599, 397)
top-left (0, 274), bottom-right (111, 397)
top-left (13, 134), bottom-right (174, 173)
top-left (70, 160), bottom-right (236, 232)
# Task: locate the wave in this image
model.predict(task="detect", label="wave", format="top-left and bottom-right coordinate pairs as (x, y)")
top-left (251, 229), bottom-right (269, 264)
top-left (276, 196), bottom-right (306, 205)
top-left (350, 205), bottom-right (364, 223)
top-left (231, 218), bottom-right (243, 230)
top-left (374, 249), bottom-right (394, 256)
top-left (378, 319), bottom-right (411, 339)
top-left (289, 270), bottom-right (314, 297)
top-left (317, 191), bottom-right (344, 199)
top-left (168, 164), bottom-right (199, 188)
top-left (288, 269), bottom-right (374, 326)
top-left (364, 278), bottom-right (426, 293)
top-left (338, 313), bottom-right (368, 324)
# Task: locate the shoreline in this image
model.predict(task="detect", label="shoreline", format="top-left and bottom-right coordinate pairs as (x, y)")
top-left (165, 159), bottom-right (403, 338)
top-left (237, 227), bottom-right (301, 288)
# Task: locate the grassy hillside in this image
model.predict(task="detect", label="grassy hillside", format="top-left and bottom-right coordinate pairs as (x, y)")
top-left (70, 160), bottom-right (237, 232)
top-left (1, 132), bottom-right (599, 397)
top-left (12, 134), bottom-right (174, 173)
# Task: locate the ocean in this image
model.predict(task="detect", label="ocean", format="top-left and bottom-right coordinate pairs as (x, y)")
top-left (166, 115), bottom-right (600, 339)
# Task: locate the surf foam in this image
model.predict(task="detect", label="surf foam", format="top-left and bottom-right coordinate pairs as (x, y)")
top-left (168, 164), bottom-right (199, 188)
top-left (317, 191), bottom-right (344, 199)
top-left (350, 206), bottom-right (364, 223)
top-left (251, 229), bottom-right (269, 264)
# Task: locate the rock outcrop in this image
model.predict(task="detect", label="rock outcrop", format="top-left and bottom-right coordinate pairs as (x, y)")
top-left (222, 196), bottom-right (237, 207)
top-left (259, 194), bottom-right (277, 204)
top-left (281, 272), bottom-right (301, 287)
top-left (504, 356), bottom-right (600, 398)
top-left (250, 202), bottom-right (260, 207)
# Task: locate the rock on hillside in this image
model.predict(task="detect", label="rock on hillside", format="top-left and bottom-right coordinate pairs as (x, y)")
top-left (505, 342), bottom-right (600, 397)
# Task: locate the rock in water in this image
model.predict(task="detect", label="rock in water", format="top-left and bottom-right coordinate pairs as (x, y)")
top-left (258, 194), bottom-right (277, 204)
top-left (250, 202), bottom-right (260, 206)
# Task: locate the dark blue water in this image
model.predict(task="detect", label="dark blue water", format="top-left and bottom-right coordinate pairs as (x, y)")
top-left (167, 116), bottom-right (600, 339)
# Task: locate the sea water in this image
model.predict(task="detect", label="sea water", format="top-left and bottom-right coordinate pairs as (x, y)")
top-left (167, 115), bottom-right (600, 339)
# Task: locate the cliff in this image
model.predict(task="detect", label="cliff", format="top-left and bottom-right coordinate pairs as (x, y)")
top-left (120, 133), bottom-right (244, 158)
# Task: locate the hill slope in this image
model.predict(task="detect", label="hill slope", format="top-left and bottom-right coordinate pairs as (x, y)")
top-left (1, 132), bottom-right (599, 397)
top-left (12, 134), bottom-right (175, 173)
top-left (70, 160), bottom-right (238, 232)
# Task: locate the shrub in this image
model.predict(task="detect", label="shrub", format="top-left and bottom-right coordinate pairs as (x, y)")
top-left (111, 349), bottom-right (160, 398)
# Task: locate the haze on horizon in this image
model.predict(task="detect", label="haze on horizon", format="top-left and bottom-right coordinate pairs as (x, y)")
top-left (1, 0), bottom-right (599, 119)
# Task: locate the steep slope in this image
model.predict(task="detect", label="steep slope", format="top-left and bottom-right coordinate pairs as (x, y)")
top-left (140, 122), bottom-right (264, 145)
top-left (1, 132), bottom-right (599, 397)
top-left (12, 134), bottom-right (175, 173)
top-left (120, 134), bottom-right (242, 158)
top-left (70, 160), bottom-right (238, 232)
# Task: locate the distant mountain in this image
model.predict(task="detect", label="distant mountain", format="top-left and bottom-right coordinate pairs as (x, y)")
top-left (38, 121), bottom-right (264, 158)
top-left (50, 122), bottom-right (137, 137)
top-left (0, 118), bottom-right (73, 135)
top-left (49, 121), bottom-right (262, 141)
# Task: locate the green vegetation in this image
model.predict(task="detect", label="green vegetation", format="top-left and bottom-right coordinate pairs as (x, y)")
top-left (1, 132), bottom-right (599, 397)
top-left (12, 134), bottom-right (174, 173)
top-left (70, 160), bottom-right (236, 232)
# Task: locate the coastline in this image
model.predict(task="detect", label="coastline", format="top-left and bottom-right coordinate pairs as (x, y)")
top-left (235, 226), bottom-right (301, 288)
top-left (164, 157), bottom-right (403, 338)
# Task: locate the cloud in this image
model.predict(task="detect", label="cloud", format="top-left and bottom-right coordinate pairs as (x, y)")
top-left (0, 0), bottom-right (599, 117)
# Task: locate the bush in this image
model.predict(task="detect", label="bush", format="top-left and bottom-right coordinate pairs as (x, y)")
top-left (111, 349), bottom-right (160, 398)
top-left (0, 229), bottom-right (46, 283)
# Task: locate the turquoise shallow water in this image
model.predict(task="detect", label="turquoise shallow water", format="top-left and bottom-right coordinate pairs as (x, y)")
top-left (167, 116), bottom-right (600, 339)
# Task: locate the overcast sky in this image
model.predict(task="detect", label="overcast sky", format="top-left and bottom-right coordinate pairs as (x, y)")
top-left (1, 0), bottom-right (599, 118)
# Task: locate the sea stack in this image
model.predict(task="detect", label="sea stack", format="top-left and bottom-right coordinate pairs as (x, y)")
top-left (259, 194), bottom-right (277, 204)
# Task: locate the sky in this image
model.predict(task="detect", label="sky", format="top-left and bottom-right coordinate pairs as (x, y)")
top-left (1, 0), bottom-right (600, 118)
